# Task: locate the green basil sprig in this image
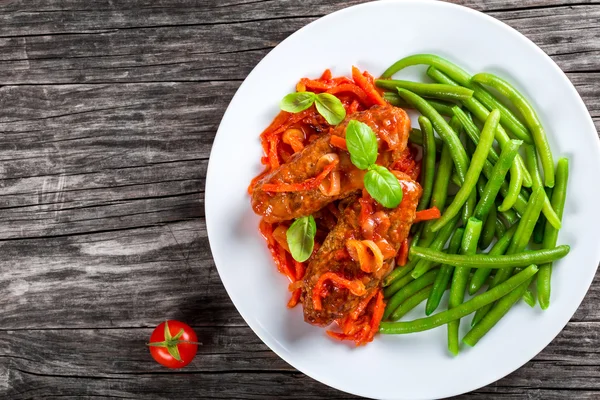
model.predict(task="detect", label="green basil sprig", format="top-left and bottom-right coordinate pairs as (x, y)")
top-left (280, 91), bottom-right (346, 125)
top-left (286, 215), bottom-right (317, 262)
top-left (345, 120), bottom-right (404, 208)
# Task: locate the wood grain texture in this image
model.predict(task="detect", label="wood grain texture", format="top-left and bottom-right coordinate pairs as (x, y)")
top-left (0, 0), bottom-right (598, 398)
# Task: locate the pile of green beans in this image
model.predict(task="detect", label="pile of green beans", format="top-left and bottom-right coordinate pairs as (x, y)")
top-left (378, 54), bottom-right (570, 355)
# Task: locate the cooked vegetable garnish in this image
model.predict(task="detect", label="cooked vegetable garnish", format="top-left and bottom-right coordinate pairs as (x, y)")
top-left (471, 73), bottom-right (555, 187)
top-left (251, 57), bottom-right (570, 350)
top-left (538, 158), bottom-right (569, 309)
top-left (375, 79), bottom-right (474, 102)
top-left (410, 245), bottom-right (570, 268)
top-left (379, 265), bottom-right (540, 334)
top-left (417, 116), bottom-right (436, 211)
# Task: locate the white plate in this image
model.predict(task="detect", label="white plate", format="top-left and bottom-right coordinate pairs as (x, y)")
top-left (205, 1), bottom-right (600, 399)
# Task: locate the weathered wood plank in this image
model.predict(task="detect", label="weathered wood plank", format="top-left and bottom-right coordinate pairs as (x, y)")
top-left (0, 0), bottom-right (362, 36)
top-left (448, 0), bottom-right (600, 12)
top-left (0, 220), bottom-right (249, 329)
top-left (0, 321), bottom-right (598, 398)
top-left (0, 2), bottom-right (599, 86)
top-left (0, 322), bottom-right (597, 376)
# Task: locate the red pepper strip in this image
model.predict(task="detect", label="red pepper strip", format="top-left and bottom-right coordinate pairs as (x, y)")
top-left (327, 84), bottom-right (371, 105)
top-left (312, 272), bottom-right (367, 311)
top-left (294, 260), bottom-right (306, 281)
top-left (366, 291), bottom-right (385, 342)
top-left (259, 220), bottom-right (296, 282)
top-left (352, 66), bottom-right (386, 106)
top-left (397, 238), bottom-right (409, 266)
top-left (329, 135), bottom-right (347, 151)
top-left (347, 99), bottom-right (360, 114)
top-left (320, 69), bottom-right (332, 80)
top-left (299, 78), bottom-right (332, 91)
top-left (414, 206), bottom-right (442, 223)
top-left (287, 289), bottom-right (302, 308)
top-left (331, 76), bottom-right (354, 86)
top-left (350, 289), bottom-right (378, 320)
top-left (262, 111), bottom-right (292, 138)
top-left (261, 159), bottom-right (338, 193)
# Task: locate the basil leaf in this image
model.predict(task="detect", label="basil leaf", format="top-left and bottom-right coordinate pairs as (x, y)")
top-left (286, 215), bottom-right (317, 262)
top-left (345, 120), bottom-right (378, 170)
top-left (315, 93), bottom-right (346, 125)
top-left (364, 165), bottom-right (403, 208)
top-left (280, 91), bottom-right (316, 113)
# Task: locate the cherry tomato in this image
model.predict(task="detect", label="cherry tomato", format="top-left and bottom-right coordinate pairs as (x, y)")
top-left (147, 320), bottom-right (199, 368)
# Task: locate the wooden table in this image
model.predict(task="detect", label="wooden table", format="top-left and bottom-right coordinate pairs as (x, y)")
top-left (0, 0), bottom-right (598, 398)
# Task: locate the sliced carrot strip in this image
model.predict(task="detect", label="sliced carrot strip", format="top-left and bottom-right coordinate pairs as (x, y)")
top-left (350, 290), bottom-right (378, 320)
top-left (396, 238), bottom-right (409, 266)
top-left (327, 83), bottom-right (371, 105)
top-left (329, 135), bottom-right (347, 150)
top-left (287, 289), bottom-right (302, 308)
top-left (352, 66), bottom-right (386, 106)
top-left (366, 291), bottom-right (385, 342)
top-left (320, 69), bottom-right (332, 80)
top-left (414, 206), bottom-right (442, 223)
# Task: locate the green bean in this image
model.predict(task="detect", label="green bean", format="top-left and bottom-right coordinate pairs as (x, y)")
top-left (499, 207), bottom-right (519, 225)
top-left (476, 175), bottom-right (486, 197)
top-left (454, 118), bottom-right (476, 225)
top-left (431, 144), bottom-right (454, 212)
top-left (471, 82), bottom-right (533, 144)
top-left (539, 158), bottom-right (569, 310)
top-left (474, 139), bottom-right (522, 220)
top-left (382, 53), bottom-right (472, 85)
top-left (417, 117), bottom-right (436, 211)
top-left (384, 266), bottom-right (416, 298)
top-left (533, 210), bottom-right (547, 244)
top-left (383, 230), bottom-right (422, 287)
top-left (495, 217), bottom-right (507, 239)
top-left (463, 275), bottom-right (534, 346)
top-left (498, 162), bottom-right (523, 212)
top-left (427, 66), bottom-right (533, 188)
top-left (507, 186), bottom-right (546, 255)
top-left (376, 79), bottom-right (474, 102)
top-left (523, 289), bottom-right (536, 307)
top-left (469, 224), bottom-right (518, 296)
top-left (409, 244), bottom-right (569, 269)
top-left (412, 214), bottom-right (461, 279)
top-left (453, 106), bottom-right (500, 164)
top-left (480, 207), bottom-right (497, 250)
top-left (426, 228), bottom-right (464, 316)
top-left (396, 88), bottom-right (470, 182)
top-left (430, 110), bottom-right (499, 232)
top-left (525, 145), bottom-right (561, 229)
top-left (448, 217), bottom-right (482, 355)
top-left (408, 128), bottom-right (444, 149)
top-left (390, 285), bottom-right (435, 320)
top-left (471, 73), bottom-right (554, 187)
top-left (481, 160), bottom-right (529, 215)
top-left (472, 186), bottom-right (546, 325)
top-left (379, 265), bottom-right (539, 334)
top-left (384, 92), bottom-right (455, 118)
top-left (385, 269), bottom-right (439, 320)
